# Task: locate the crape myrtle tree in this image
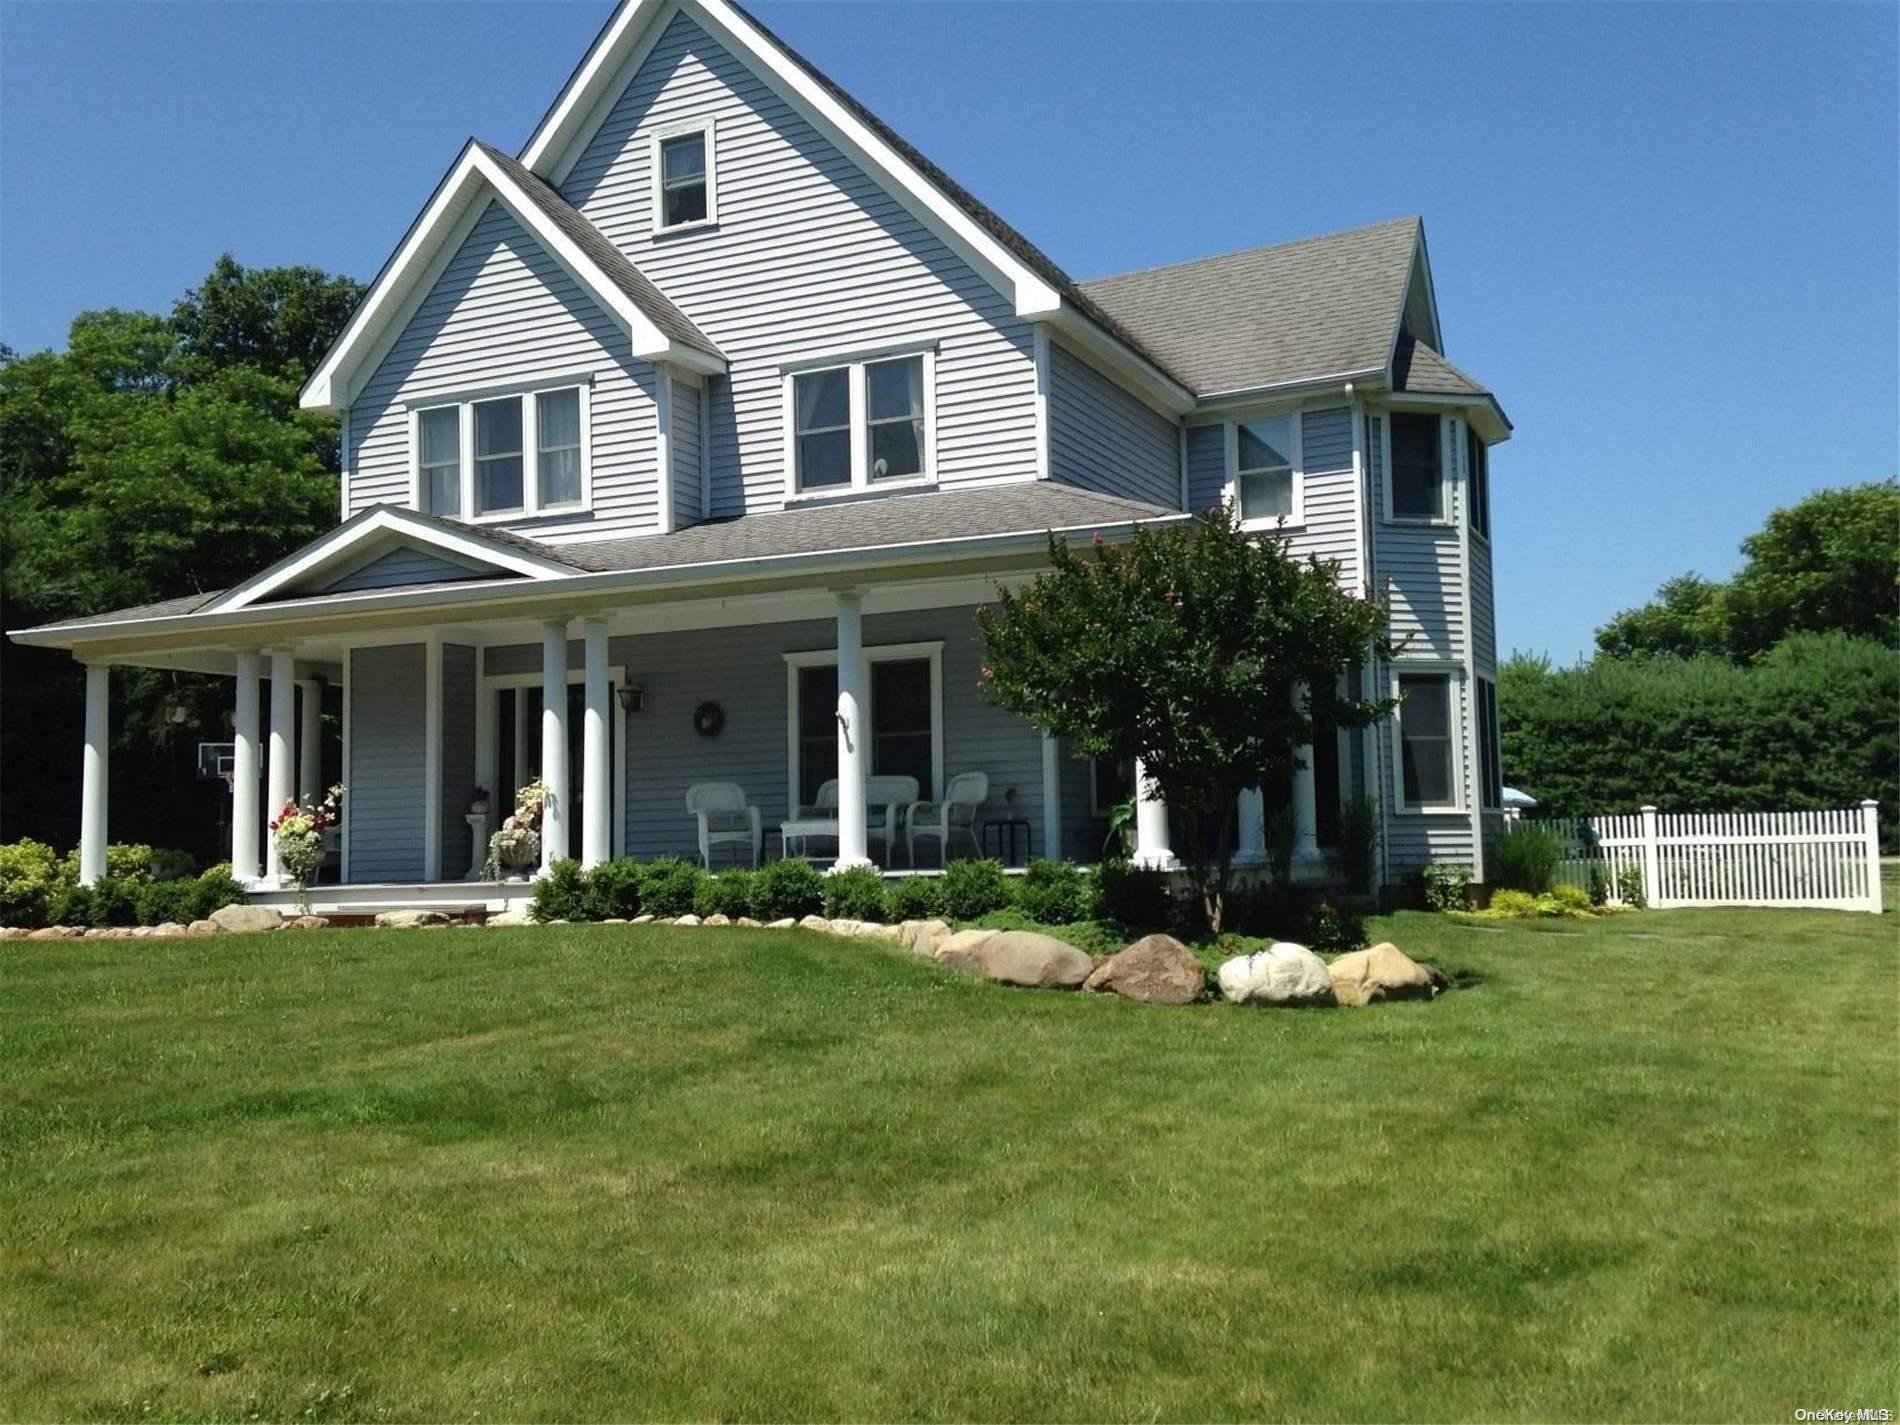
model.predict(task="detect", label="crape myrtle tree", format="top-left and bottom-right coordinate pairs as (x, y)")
top-left (976, 505), bottom-right (1395, 932)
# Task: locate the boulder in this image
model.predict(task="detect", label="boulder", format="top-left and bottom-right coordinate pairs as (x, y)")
top-left (673, 914), bottom-right (702, 927)
top-left (767, 918), bottom-right (797, 930)
top-left (130, 925), bottom-right (154, 938)
top-left (631, 914), bottom-right (656, 925)
top-left (797, 915), bottom-right (832, 933)
top-left (932, 927), bottom-right (995, 972)
top-left (373, 909), bottom-right (449, 930)
top-left (1328, 942), bottom-right (1446, 1007)
top-left (151, 922), bottom-right (188, 938)
top-left (185, 919), bottom-right (221, 937)
top-left (900, 918), bottom-right (951, 958)
top-left (736, 917), bottom-right (763, 928)
top-left (27, 925), bottom-right (81, 940)
top-left (1083, 933), bottom-right (1206, 1004)
top-left (976, 930), bottom-right (1093, 989)
top-left (827, 917), bottom-right (864, 937)
top-left (702, 913), bottom-right (732, 927)
top-left (287, 915), bottom-right (330, 931)
top-left (1218, 942), bottom-right (1336, 1007)
top-left (602, 917), bottom-right (629, 925)
top-left (211, 904), bottom-right (284, 935)
top-left (487, 907), bottom-right (535, 928)
top-left (854, 921), bottom-right (902, 941)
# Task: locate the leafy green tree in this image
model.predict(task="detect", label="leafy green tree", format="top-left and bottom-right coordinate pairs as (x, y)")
top-left (0, 257), bottom-right (362, 856)
top-left (1594, 574), bottom-right (1731, 661)
top-left (976, 506), bottom-right (1393, 931)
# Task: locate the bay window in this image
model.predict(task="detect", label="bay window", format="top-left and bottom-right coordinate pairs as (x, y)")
top-left (1396, 671), bottom-right (1457, 809)
top-left (409, 379), bottom-right (590, 521)
top-left (1389, 411), bottom-right (1445, 521)
top-left (784, 347), bottom-right (935, 497)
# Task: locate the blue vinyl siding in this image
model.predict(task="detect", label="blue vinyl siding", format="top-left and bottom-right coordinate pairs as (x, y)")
top-left (321, 546), bottom-right (486, 594)
top-left (347, 645), bottom-right (426, 882)
top-left (1047, 342), bottom-right (1180, 509)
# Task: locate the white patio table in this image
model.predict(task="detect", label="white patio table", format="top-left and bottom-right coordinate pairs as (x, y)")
top-left (780, 816), bottom-right (839, 860)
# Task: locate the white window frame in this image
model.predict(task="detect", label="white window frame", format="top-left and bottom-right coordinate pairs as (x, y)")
top-left (1389, 663), bottom-right (1465, 814)
top-left (413, 402), bottom-right (465, 518)
top-left (480, 663), bottom-right (628, 859)
top-left (1225, 409), bottom-right (1304, 529)
top-left (779, 340), bottom-right (938, 502)
top-left (650, 116), bottom-right (717, 235)
top-left (407, 375), bottom-right (593, 524)
top-left (782, 641), bottom-right (945, 814)
top-left (1467, 424), bottom-right (1490, 545)
top-left (1382, 408), bottom-right (1453, 526)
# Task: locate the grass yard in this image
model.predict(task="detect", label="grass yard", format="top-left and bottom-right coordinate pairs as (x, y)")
top-left (2, 907), bottom-right (1896, 1423)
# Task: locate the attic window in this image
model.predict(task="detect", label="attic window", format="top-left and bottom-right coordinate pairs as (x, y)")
top-left (653, 119), bottom-right (715, 232)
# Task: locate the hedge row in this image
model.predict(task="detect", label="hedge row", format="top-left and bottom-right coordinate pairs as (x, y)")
top-left (0, 839), bottom-right (243, 929)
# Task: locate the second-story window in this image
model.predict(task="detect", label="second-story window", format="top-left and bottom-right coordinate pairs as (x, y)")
top-left (418, 406), bottom-right (461, 516)
top-left (1389, 412), bottom-right (1445, 521)
top-left (1233, 414), bottom-right (1297, 525)
top-left (653, 119), bottom-right (715, 233)
top-left (474, 397), bottom-right (524, 516)
top-left (537, 389), bottom-right (583, 508)
top-left (1467, 425), bottom-right (1490, 540)
top-left (410, 380), bottom-right (590, 522)
top-left (784, 347), bottom-right (935, 497)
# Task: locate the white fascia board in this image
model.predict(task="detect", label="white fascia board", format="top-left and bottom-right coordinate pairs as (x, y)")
top-left (16, 513), bottom-right (1189, 651)
top-left (300, 144), bottom-right (694, 414)
top-left (1041, 306), bottom-right (1197, 417)
top-left (1381, 390), bottom-right (1513, 443)
top-left (1191, 367), bottom-right (1390, 413)
top-left (519, 0), bottom-right (1062, 319)
top-left (204, 507), bottom-right (576, 614)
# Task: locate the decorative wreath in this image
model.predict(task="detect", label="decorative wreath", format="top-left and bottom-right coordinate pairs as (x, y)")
top-left (693, 700), bottom-right (725, 738)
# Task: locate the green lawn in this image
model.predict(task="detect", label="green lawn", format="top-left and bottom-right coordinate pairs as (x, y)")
top-left (2, 907), bottom-right (1895, 1422)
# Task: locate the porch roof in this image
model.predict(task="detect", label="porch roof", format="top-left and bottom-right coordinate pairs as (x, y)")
top-left (10, 483), bottom-right (1184, 648)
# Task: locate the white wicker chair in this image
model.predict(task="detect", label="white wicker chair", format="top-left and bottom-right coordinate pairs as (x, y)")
top-left (686, 782), bottom-right (762, 868)
top-left (906, 772), bottom-right (988, 868)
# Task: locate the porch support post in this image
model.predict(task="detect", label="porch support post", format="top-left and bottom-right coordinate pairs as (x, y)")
top-left (1292, 683), bottom-right (1322, 864)
top-left (231, 650), bottom-right (261, 884)
top-left (539, 619), bottom-right (570, 871)
top-left (78, 663), bottom-right (109, 887)
top-left (265, 648), bottom-right (296, 885)
top-left (297, 679), bottom-right (323, 804)
top-left (1131, 758), bottom-right (1179, 871)
top-left (833, 589), bottom-right (873, 870)
top-left (1040, 732), bottom-right (1062, 864)
top-left (1234, 788), bottom-right (1265, 866)
top-left (422, 637), bottom-right (443, 883)
top-left (580, 617), bottom-right (611, 869)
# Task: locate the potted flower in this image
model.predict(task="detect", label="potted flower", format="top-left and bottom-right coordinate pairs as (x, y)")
top-left (270, 784), bottom-right (344, 913)
top-left (484, 777), bottom-right (547, 880)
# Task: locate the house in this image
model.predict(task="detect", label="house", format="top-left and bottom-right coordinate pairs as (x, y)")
top-left (8, 0), bottom-right (1511, 911)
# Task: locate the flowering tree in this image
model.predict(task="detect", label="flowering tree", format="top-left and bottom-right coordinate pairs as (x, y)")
top-left (977, 506), bottom-right (1395, 932)
top-left (269, 784), bottom-right (344, 913)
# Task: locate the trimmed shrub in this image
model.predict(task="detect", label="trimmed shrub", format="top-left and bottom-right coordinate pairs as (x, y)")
top-left (0, 839), bottom-right (63, 928)
top-left (1090, 858), bottom-right (1172, 929)
top-left (695, 869), bottom-right (756, 919)
top-left (636, 858), bottom-right (705, 919)
top-left (1488, 889), bottom-right (1539, 918)
top-left (939, 858), bottom-right (1011, 921)
top-left (1542, 883), bottom-right (1594, 916)
top-left (148, 848), bottom-right (199, 882)
top-left (1616, 863), bottom-right (1648, 910)
top-left (823, 866), bottom-right (889, 922)
top-left (1013, 859), bottom-right (1088, 925)
top-left (1493, 824), bottom-right (1563, 894)
top-left (885, 875), bottom-right (944, 921)
top-left (1420, 862), bottom-right (1472, 912)
top-left (47, 883), bottom-right (93, 928)
top-left (583, 859), bottom-right (643, 920)
top-left (134, 879), bottom-right (197, 927)
top-left (1306, 901), bottom-right (1366, 952)
top-left (87, 876), bottom-right (142, 927)
top-left (1587, 862), bottom-right (1611, 907)
top-left (531, 859), bottom-right (589, 922)
top-left (191, 866), bottom-right (248, 921)
top-left (750, 858), bottom-right (825, 921)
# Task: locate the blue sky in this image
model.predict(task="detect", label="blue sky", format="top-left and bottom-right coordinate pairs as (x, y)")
top-left (2, 1), bottom-right (1894, 662)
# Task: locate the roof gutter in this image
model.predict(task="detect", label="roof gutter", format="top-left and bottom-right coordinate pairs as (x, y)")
top-left (1193, 366), bottom-right (1390, 409)
top-left (8, 511), bottom-right (1190, 651)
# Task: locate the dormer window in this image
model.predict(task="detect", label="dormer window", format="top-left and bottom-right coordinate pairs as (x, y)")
top-left (653, 119), bottom-right (716, 233)
top-left (409, 378), bottom-right (592, 523)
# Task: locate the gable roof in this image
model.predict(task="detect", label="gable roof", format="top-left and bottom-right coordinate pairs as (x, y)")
top-left (300, 139), bottom-right (724, 411)
top-left (1079, 217), bottom-right (1425, 398)
top-left (1392, 333), bottom-right (1487, 399)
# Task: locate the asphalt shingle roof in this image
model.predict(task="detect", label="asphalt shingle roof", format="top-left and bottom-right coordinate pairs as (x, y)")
top-left (1079, 217), bottom-right (1423, 396)
top-left (1391, 333), bottom-right (1488, 397)
top-left (475, 140), bottom-right (723, 360)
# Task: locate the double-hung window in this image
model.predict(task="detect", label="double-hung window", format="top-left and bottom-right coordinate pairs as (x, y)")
top-left (785, 643), bottom-right (943, 813)
top-left (1231, 413), bottom-right (1299, 525)
top-left (1388, 412), bottom-right (1445, 521)
top-left (785, 348), bottom-right (934, 497)
top-left (410, 380), bottom-right (590, 521)
top-left (1396, 672), bottom-right (1457, 809)
top-left (653, 119), bottom-right (715, 232)
top-left (1476, 677), bottom-right (1502, 809)
top-left (1467, 425), bottom-right (1490, 540)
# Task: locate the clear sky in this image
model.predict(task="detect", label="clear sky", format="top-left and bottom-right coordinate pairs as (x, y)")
top-left (2, 1), bottom-right (1894, 662)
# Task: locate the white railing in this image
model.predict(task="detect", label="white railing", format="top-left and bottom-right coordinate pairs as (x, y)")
top-left (1502, 801), bottom-right (1884, 914)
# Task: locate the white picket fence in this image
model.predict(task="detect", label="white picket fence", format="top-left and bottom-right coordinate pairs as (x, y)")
top-left (1503, 802), bottom-right (1884, 913)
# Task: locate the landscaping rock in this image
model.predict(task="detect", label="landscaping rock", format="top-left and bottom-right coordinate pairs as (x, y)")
top-left (373, 909), bottom-right (450, 929)
top-left (488, 907), bottom-right (535, 928)
top-left (602, 917), bottom-right (629, 925)
top-left (631, 914), bottom-right (655, 925)
top-left (767, 918), bottom-right (797, 930)
top-left (703, 913), bottom-right (732, 927)
top-left (1328, 942), bottom-right (1446, 1007)
top-left (736, 917), bottom-right (763, 928)
top-left (27, 925), bottom-right (83, 940)
top-left (673, 914), bottom-right (702, 927)
top-left (933, 927), bottom-right (995, 972)
top-left (900, 918), bottom-right (951, 958)
top-left (797, 915), bottom-right (832, 933)
top-left (1083, 933), bottom-right (1206, 1004)
top-left (854, 921), bottom-right (902, 942)
top-left (185, 919), bottom-right (221, 937)
top-left (1218, 942), bottom-right (1336, 1007)
top-left (976, 930), bottom-right (1093, 989)
top-left (130, 925), bottom-right (154, 938)
top-left (287, 915), bottom-right (330, 931)
top-left (151, 922), bottom-right (188, 938)
top-left (828, 917), bottom-right (864, 937)
top-left (211, 904), bottom-right (284, 935)
top-left (0, 927), bottom-right (25, 941)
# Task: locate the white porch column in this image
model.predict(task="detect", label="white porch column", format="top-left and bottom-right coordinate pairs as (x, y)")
top-left (1291, 747), bottom-right (1323, 863)
top-left (539, 620), bottom-right (570, 870)
top-left (231, 650), bottom-right (261, 884)
top-left (1040, 733), bottom-right (1062, 864)
top-left (297, 678), bottom-right (323, 804)
top-left (78, 663), bottom-right (109, 887)
top-left (833, 590), bottom-right (873, 870)
top-left (265, 649), bottom-right (296, 885)
top-left (1234, 787), bottom-right (1265, 866)
top-left (1131, 758), bottom-right (1179, 870)
top-left (580, 617), bottom-right (611, 869)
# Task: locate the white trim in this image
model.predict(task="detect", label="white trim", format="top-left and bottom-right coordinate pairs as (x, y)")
top-left (519, 0), bottom-right (1061, 318)
top-left (481, 660), bottom-right (627, 860)
top-left (340, 646), bottom-right (352, 879)
top-left (1225, 409), bottom-right (1305, 530)
top-left (1032, 326), bottom-right (1052, 482)
top-left (1389, 663), bottom-right (1465, 816)
top-left (412, 380), bottom-right (594, 524)
top-left (300, 141), bottom-right (723, 412)
top-left (1451, 414), bottom-right (1483, 878)
top-left (423, 634), bottom-right (444, 881)
top-left (782, 640), bottom-right (945, 818)
top-left (782, 346), bottom-right (937, 501)
top-left (1380, 407), bottom-right (1453, 526)
top-left (650, 114), bottom-right (718, 235)
top-left (654, 362), bottom-right (676, 534)
top-left (206, 506), bottom-right (574, 613)
top-left (698, 374), bottom-right (713, 519)
top-left (1040, 733), bottom-right (1061, 862)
